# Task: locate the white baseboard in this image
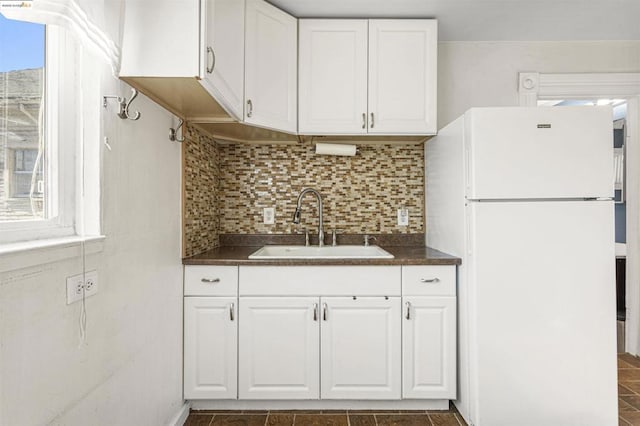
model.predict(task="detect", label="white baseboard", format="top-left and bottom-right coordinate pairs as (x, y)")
top-left (168, 401), bottom-right (191, 426)
top-left (190, 399), bottom-right (449, 411)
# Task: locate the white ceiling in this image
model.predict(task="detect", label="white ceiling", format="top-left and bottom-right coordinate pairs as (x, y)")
top-left (266, 0), bottom-right (640, 41)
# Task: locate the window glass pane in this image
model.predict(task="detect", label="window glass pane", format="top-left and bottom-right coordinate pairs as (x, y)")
top-left (0, 15), bottom-right (46, 221)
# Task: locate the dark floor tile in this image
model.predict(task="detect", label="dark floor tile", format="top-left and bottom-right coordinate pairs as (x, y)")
top-left (622, 384), bottom-right (637, 396)
top-left (242, 410), bottom-right (268, 414)
top-left (266, 413), bottom-right (294, 425)
top-left (295, 414), bottom-right (349, 426)
top-left (321, 410), bottom-right (347, 414)
top-left (429, 413), bottom-right (460, 426)
top-left (211, 414), bottom-right (268, 426)
top-left (621, 359), bottom-right (636, 369)
top-left (620, 354), bottom-right (640, 368)
top-left (454, 414), bottom-right (467, 426)
top-left (271, 410), bottom-right (323, 414)
top-left (622, 396), bottom-right (640, 411)
top-left (349, 410), bottom-right (401, 414)
top-left (620, 411), bottom-right (640, 425)
top-left (620, 417), bottom-right (631, 426)
top-left (184, 414), bottom-right (213, 426)
top-left (349, 414), bottom-right (377, 426)
top-left (619, 369), bottom-right (640, 381)
top-left (625, 382), bottom-right (640, 394)
top-left (375, 414), bottom-right (432, 426)
top-left (620, 399), bottom-right (638, 413)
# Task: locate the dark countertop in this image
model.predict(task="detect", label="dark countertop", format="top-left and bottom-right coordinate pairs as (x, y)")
top-left (183, 245), bottom-right (461, 266)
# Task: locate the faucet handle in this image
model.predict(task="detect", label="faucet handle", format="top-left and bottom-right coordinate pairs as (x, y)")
top-left (363, 234), bottom-right (377, 247)
top-left (331, 229), bottom-right (340, 247)
top-left (304, 228), bottom-right (310, 246)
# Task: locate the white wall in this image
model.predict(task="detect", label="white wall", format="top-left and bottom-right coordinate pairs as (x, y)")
top-left (438, 41), bottom-right (640, 127)
top-left (0, 70), bottom-right (184, 424)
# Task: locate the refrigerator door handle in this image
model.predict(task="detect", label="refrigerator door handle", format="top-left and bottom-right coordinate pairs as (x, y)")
top-left (420, 278), bottom-right (440, 283)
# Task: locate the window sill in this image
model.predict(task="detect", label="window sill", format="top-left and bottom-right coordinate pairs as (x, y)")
top-left (0, 235), bottom-right (105, 273)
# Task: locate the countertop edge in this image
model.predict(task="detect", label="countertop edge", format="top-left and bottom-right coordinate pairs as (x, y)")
top-left (183, 245), bottom-right (461, 266)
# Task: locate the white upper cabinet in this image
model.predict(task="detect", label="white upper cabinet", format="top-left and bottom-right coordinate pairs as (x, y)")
top-left (120, 0), bottom-right (201, 77)
top-left (298, 19), bottom-right (437, 135)
top-left (368, 20), bottom-right (437, 134)
top-left (245, 0), bottom-right (298, 133)
top-left (298, 20), bottom-right (368, 134)
top-left (202, 0), bottom-right (246, 119)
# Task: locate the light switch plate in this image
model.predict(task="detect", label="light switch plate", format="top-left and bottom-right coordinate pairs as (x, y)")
top-left (263, 207), bottom-right (275, 224)
top-left (397, 208), bottom-right (409, 226)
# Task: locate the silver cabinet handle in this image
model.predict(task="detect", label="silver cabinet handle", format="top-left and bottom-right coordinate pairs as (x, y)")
top-left (230, 303), bottom-right (234, 321)
top-left (362, 112), bottom-right (366, 129)
top-left (370, 112), bottom-right (375, 128)
top-left (405, 301), bottom-right (411, 320)
top-left (247, 99), bottom-right (253, 118)
top-left (323, 303), bottom-right (328, 321)
top-left (313, 303), bottom-right (318, 321)
top-left (201, 278), bottom-right (220, 283)
top-left (420, 278), bottom-right (440, 283)
top-left (206, 47), bottom-right (215, 74)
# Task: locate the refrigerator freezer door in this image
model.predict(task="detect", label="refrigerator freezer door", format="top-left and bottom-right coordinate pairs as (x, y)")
top-left (466, 107), bottom-right (613, 200)
top-left (468, 200), bottom-right (617, 426)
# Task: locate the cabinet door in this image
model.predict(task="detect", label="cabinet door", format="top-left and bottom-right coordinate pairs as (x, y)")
top-left (244, 0), bottom-right (297, 133)
top-left (320, 297), bottom-right (401, 399)
top-left (298, 20), bottom-right (368, 134)
top-left (201, 0), bottom-right (245, 119)
top-left (239, 297), bottom-right (319, 399)
top-left (402, 297), bottom-right (456, 399)
top-left (368, 20), bottom-right (437, 135)
top-left (184, 297), bottom-right (237, 399)
top-left (120, 0), bottom-right (200, 77)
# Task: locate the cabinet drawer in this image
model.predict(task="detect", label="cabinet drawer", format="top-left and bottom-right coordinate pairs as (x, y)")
top-left (402, 266), bottom-right (455, 296)
top-left (184, 265), bottom-right (238, 296)
top-left (239, 266), bottom-right (401, 296)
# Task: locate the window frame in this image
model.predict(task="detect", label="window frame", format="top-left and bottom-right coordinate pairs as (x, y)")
top-left (0, 25), bottom-right (79, 243)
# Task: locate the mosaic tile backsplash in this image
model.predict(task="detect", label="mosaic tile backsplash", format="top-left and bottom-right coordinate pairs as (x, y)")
top-left (183, 127), bottom-right (221, 257)
top-left (183, 127), bottom-right (426, 257)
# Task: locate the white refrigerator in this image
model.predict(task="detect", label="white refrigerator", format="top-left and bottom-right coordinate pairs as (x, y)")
top-left (426, 107), bottom-right (618, 426)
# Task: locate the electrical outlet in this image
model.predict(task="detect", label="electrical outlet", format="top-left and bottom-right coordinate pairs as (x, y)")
top-left (263, 207), bottom-right (275, 224)
top-left (397, 208), bottom-right (409, 226)
top-left (66, 270), bottom-right (99, 304)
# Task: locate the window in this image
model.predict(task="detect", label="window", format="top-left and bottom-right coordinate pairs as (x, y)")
top-left (0, 15), bottom-right (87, 244)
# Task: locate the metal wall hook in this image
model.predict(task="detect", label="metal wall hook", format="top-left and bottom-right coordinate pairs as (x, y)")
top-left (169, 118), bottom-right (185, 143)
top-left (103, 88), bottom-right (141, 121)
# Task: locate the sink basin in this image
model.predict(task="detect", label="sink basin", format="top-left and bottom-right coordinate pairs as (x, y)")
top-left (248, 245), bottom-right (395, 259)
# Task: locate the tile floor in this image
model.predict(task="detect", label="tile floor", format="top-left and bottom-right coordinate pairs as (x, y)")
top-left (186, 405), bottom-right (466, 426)
top-left (185, 353), bottom-right (640, 426)
top-left (619, 353), bottom-right (640, 425)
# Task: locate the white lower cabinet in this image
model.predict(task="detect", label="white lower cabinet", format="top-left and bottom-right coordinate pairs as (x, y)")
top-left (321, 297), bottom-right (401, 399)
top-left (184, 264), bottom-right (456, 403)
top-left (238, 297), bottom-right (319, 399)
top-left (401, 265), bottom-right (457, 399)
top-left (184, 297), bottom-right (237, 399)
top-left (402, 297), bottom-right (456, 398)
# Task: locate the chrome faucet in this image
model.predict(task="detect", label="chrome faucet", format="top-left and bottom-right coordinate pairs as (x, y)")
top-left (292, 188), bottom-right (324, 247)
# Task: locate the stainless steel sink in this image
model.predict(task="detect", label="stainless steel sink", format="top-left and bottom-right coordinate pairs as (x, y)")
top-left (248, 245), bottom-right (395, 259)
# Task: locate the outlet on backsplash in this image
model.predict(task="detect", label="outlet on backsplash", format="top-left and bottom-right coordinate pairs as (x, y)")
top-left (263, 207), bottom-right (275, 224)
top-left (398, 207), bottom-right (409, 226)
